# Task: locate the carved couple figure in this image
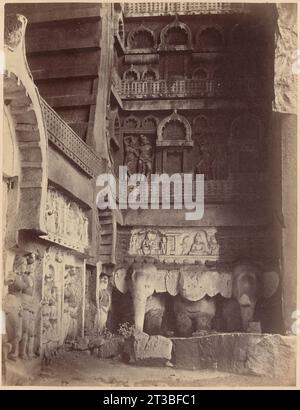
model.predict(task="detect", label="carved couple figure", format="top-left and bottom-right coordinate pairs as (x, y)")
top-left (4, 253), bottom-right (37, 360)
top-left (124, 135), bottom-right (153, 177)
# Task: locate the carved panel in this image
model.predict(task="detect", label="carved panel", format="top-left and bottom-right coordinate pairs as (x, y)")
top-left (193, 114), bottom-right (229, 180)
top-left (42, 248), bottom-right (63, 357)
top-left (63, 264), bottom-right (83, 343)
top-left (42, 187), bottom-right (89, 253)
top-left (129, 227), bottom-right (219, 262)
top-left (42, 247), bottom-right (85, 351)
top-left (124, 134), bottom-right (154, 176)
top-left (128, 227), bottom-right (269, 264)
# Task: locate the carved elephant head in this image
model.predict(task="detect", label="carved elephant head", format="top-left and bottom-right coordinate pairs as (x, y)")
top-left (114, 262), bottom-right (164, 332)
top-left (231, 263), bottom-right (280, 331)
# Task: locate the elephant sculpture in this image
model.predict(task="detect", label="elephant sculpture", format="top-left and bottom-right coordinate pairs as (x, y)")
top-left (114, 263), bottom-right (229, 336)
top-left (114, 262), bottom-right (166, 334)
top-left (221, 263), bottom-right (280, 332)
top-left (114, 261), bottom-right (279, 336)
top-left (172, 268), bottom-right (217, 337)
top-left (174, 296), bottom-right (216, 337)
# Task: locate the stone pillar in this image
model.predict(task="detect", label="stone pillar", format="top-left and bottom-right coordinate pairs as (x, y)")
top-left (272, 4), bottom-right (298, 332)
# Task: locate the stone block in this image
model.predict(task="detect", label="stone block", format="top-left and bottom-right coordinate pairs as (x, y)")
top-left (172, 333), bottom-right (296, 383)
top-left (98, 336), bottom-right (125, 359)
top-left (124, 330), bottom-right (172, 365)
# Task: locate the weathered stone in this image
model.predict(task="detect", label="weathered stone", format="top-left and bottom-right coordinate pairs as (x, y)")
top-left (273, 4), bottom-right (297, 114)
top-left (172, 333), bottom-right (296, 383)
top-left (124, 330), bottom-right (172, 365)
top-left (88, 336), bottom-right (105, 349)
top-left (73, 336), bottom-right (89, 351)
top-left (98, 336), bottom-right (125, 359)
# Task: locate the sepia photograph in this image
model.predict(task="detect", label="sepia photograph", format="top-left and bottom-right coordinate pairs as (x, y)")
top-left (0, 1), bottom-right (298, 390)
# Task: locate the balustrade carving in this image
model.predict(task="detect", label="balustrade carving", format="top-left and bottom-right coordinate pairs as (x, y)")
top-left (124, 3), bottom-right (251, 16)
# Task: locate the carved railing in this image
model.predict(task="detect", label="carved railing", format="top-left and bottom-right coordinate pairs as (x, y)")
top-left (119, 78), bottom-right (265, 99)
top-left (124, 2), bottom-right (250, 16)
top-left (118, 176), bottom-right (266, 205)
top-left (40, 98), bottom-right (106, 178)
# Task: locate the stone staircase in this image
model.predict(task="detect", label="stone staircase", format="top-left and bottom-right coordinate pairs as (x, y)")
top-left (98, 209), bottom-right (116, 264)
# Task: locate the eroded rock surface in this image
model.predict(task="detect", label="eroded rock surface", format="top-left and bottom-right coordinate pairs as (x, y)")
top-left (124, 330), bottom-right (172, 365)
top-left (172, 333), bottom-right (296, 383)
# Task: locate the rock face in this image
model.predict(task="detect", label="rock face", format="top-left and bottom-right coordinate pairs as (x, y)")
top-left (273, 4), bottom-right (297, 114)
top-left (124, 330), bottom-right (172, 365)
top-left (172, 333), bottom-right (296, 382)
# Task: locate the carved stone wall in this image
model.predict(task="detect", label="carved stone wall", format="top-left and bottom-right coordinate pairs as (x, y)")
top-left (42, 186), bottom-right (89, 253)
top-left (41, 247), bottom-right (85, 356)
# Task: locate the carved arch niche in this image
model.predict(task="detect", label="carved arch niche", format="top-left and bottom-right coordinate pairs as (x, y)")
top-left (159, 17), bottom-right (192, 50)
top-left (141, 67), bottom-right (159, 81)
top-left (122, 114), bottom-right (141, 131)
top-left (123, 65), bottom-right (140, 81)
top-left (127, 23), bottom-right (156, 51)
top-left (196, 25), bottom-right (224, 52)
top-left (3, 14), bottom-right (48, 243)
top-left (157, 110), bottom-right (193, 174)
top-left (229, 114), bottom-right (263, 175)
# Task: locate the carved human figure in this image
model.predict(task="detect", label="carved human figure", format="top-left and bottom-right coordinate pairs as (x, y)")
top-left (195, 140), bottom-right (212, 179)
top-left (124, 136), bottom-right (140, 175)
top-left (3, 255), bottom-right (27, 360)
top-left (67, 302), bottom-right (78, 342)
top-left (189, 231), bottom-right (210, 255)
top-left (20, 253), bottom-right (37, 359)
top-left (64, 267), bottom-right (80, 342)
top-left (180, 235), bottom-right (191, 255)
top-left (83, 216), bottom-right (89, 246)
top-left (63, 270), bottom-right (72, 342)
top-left (211, 145), bottom-right (228, 180)
top-left (138, 135), bottom-right (153, 177)
top-left (94, 274), bottom-right (111, 335)
top-left (46, 190), bottom-right (59, 234)
top-left (141, 230), bottom-right (167, 255)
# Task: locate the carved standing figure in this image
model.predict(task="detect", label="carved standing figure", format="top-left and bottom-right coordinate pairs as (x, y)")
top-left (124, 136), bottom-right (140, 175)
top-left (138, 135), bottom-right (153, 177)
top-left (211, 144), bottom-right (228, 180)
top-left (195, 139), bottom-right (212, 180)
top-left (20, 253), bottom-right (37, 359)
top-left (3, 255), bottom-right (27, 360)
top-left (94, 274), bottom-right (111, 335)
